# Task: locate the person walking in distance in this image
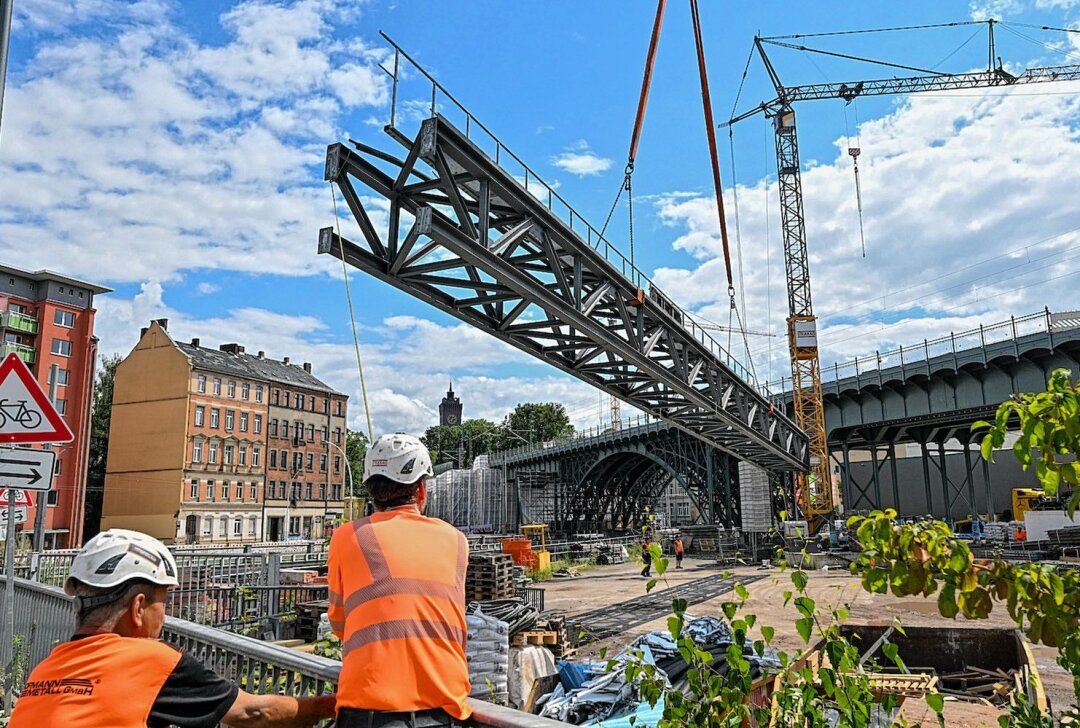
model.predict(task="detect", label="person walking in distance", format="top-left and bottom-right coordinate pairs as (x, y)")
top-left (674, 535), bottom-right (685, 569)
top-left (328, 433), bottom-right (471, 728)
top-left (11, 529), bottom-right (336, 727)
top-left (641, 537), bottom-right (653, 578)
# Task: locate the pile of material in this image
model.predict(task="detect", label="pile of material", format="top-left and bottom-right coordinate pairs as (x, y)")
top-left (466, 552), bottom-right (515, 601)
top-left (466, 608), bottom-right (510, 706)
top-left (594, 544), bottom-right (626, 565)
top-left (512, 616), bottom-right (575, 659)
top-left (468, 598), bottom-right (539, 635)
top-left (537, 616), bottom-right (778, 724)
top-left (936, 666), bottom-right (1029, 707)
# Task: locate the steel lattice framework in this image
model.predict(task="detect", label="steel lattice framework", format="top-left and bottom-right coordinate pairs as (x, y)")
top-left (320, 116), bottom-right (808, 472)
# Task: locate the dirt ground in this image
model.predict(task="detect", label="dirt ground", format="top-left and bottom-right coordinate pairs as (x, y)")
top-left (540, 557), bottom-right (1074, 727)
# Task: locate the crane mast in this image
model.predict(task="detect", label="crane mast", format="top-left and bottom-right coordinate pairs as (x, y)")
top-left (728, 23), bottom-right (1080, 525)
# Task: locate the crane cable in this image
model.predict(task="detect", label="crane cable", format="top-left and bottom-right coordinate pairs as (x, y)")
top-left (329, 181), bottom-right (375, 443)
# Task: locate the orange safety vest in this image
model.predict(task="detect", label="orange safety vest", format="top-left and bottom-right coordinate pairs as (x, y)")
top-left (11, 633), bottom-right (182, 728)
top-left (675, 540), bottom-right (685, 555)
top-left (328, 507), bottom-right (471, 720)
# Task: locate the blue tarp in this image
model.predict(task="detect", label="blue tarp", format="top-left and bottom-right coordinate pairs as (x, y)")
top-left (592, 697), bottom-right (665, 728)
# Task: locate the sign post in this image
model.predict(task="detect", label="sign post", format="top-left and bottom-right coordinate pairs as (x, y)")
top-left (0, 353), bottom-right (73, 715)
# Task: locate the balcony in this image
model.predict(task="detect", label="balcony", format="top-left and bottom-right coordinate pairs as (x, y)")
top-left (1, 311), bottom-right (39, 335)
top-left (1, 342), bottom-right (35, 364)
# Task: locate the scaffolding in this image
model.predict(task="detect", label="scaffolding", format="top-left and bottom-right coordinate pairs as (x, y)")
top-left (426, 458), bottom-right (517, 534)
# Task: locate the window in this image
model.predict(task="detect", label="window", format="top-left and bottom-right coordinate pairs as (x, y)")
top-left (266, 481), bottom-right (274, 499)
top-left (210, 408), bottom-right (220, 428)
top-left (252, 446), bottom-right (261, 468)
top-left (253, 415), bottom-right (262, 435)
top-left (272, 389), bottom-right (280, 405)
top-left (224, 410), bottom-right (235, 431)
top-left (289, 516), bottom-right (300, 536)
top-left (202, 518), bottom-right (212, 536)
top-left (219, 517), bottom-right (228, 537)
top-left (307, 424), bottom-right (315, 443)
top-left (334, 428), bottom-right (342, 445)
top-left (291, 482), bottom-right (301, 501)
top-left (309, 397), bottom-right (316, 413)
top-left (189, 480), bottom-right (199, 499)
top-left (238, 446), bottom-right (247, 466)
top-left (240, 412), bottom-right (248, 432)
top-left (207, 480), bottom-right (215, 499)
top-left (280, 450), bottom-right (288, 469)
top-left (197, 374), bottom-right (207, 393)
top-left (250, 484), bottom-right (258, 501)
top-left (241, 383), bottom-right (250, 400)
top-left (248, 517), bottom-right (257, 536)
top-left (192, 441), bottom-right (203, 463)
top-left (293, 452), bottom-right (303, 472)
top-left (54, 458), bottom-right (61, 475)
top-left (212, 378), bottom-right (221, 396)
top-left (281, 421), bottom-right (290, 439)
top-left (194, 406), bottom-right (205, 427)
top-left (269, 419), bottom-right (278, 438)
top-left (332, 483), bottom-right (342, 501)
top-left (320, 426), bottom-right (329, 444)
top-left (320, 454), bottom-right (328, 472)
top-left (269, 450), bottom-right (277, 469)
top-left (235, 483), bottom-right (243, 500)
top-left (305, 483), bottom-right (313, 500)
top-left (208, 442), bottom-right (219, 464)
top-left (223, 445), bottom-right (234, 465)
top-left (296, 393), bottom-right (305, 410)
top-left (323, 398), bottom-right (330, 414)
top-left (55, 399), bottom-right (67, 415)
top-left (46, 490), bottom-right (59, 506)
top-left (255, 385), bottom-right (264, 402)
top-left (53, 310), bottom-right (75, 327)
top-left (48, 368), bottom-right (69, 386)
top-left (50, 339), bottom-right (72, 357)
top-left (232, 518), bottom-right (242, 535)
top-left (334, 456), bottom-right (341, 474)
top-left (221, 482), bottom-right (229, 500)
top-left (335, 400), bottom-right (343, 416)
top-left (319, 483), bottom-right (326, 500)
top-left (677, 502), bottom-right (690, 519)
top-left (305, 453), bottom-right (314, 471)
top-left (227, 380), bottom-right (236, 398)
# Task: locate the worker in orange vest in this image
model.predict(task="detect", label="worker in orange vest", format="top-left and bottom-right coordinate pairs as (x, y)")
top-left (11, 529), bottom-right (336, 727)
top-left (328, 433), bottom-right (471, 727)
top-left (674, 536), bottom-right (685, 569)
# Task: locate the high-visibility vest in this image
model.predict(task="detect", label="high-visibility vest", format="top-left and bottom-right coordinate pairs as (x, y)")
top-left (675, 540), bottom-right (685, 555)
top-left (11, 633), bottom-right (181, 728)
top-left (328, 507), bottom-right (470, 719)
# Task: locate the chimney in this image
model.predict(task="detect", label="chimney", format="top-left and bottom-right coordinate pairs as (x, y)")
top-left (154, 318), bottom-right (168, 330)
top-left (219, 343), bottom-right (245, 355)
top-left (283, 356), bottom-right (290, 365)
top-left (190, 337), bottom-right (200, 347)
top-left (257, 351), bottom-right (265, 359)
top-left (302, 362), bottom-right (312, 373)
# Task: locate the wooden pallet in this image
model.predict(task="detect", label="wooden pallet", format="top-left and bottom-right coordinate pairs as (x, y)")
top-left (511, 630), bottom-right (559, 646)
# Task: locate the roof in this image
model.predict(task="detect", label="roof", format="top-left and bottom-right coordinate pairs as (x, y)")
top-left (175, 342), bottom-right (344, 396)
top-left (0, 263), bottom-right (113, 294)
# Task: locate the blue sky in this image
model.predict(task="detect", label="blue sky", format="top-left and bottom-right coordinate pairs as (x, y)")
top-left (2, 0), bottom-right (1080, 435)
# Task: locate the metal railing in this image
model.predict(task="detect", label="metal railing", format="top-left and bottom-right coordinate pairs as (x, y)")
top-left (376, 33), bottom-right (766, 397)
top-left (0, 341), bottom-right (35, 364)
top-left (767, 308), bottom-right (1080, 394)
top-left (491, 413), bottom-right (664, 463)
top-left (1, 576), bottom-right (564, 727)
top-left (0, 311), bottom-right (38, 334)
top-left (167, 585), bottom-right (328, 633)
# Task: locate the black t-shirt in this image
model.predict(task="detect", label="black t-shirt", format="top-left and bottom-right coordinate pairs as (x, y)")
top-left (148, 651), bottom-right (239, 728)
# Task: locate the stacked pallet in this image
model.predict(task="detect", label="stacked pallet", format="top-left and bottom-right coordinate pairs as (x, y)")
top-left (466, 553), bottom-right (515, 601)
top-left (295, 599), bottom-right (329, 643)
top-left (535, 616), bottom-right (576, 659)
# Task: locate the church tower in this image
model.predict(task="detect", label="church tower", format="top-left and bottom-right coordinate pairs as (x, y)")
top-left (439, 381), bottom-right (463, 426)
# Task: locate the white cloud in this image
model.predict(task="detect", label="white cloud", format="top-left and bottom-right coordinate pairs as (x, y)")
top-left (551, 140), bottom-right (613, 177)
top-left (195, 282), bottom-right (219, 295)
top-left (651, 82), bottom-right (1080, 385)
top-left (0, 0), bottom-right (389, 284)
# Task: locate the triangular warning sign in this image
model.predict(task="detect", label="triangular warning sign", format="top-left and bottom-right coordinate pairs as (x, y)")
top-left (0, 353), bottom-right (74, 444)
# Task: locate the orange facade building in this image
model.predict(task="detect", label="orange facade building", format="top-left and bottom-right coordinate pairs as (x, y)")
top-left (0, 264), bottom-right (112, 548)
top-left (102, 321), bottom-right (348, 543)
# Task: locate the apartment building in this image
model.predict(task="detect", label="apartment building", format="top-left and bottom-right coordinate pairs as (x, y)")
top-left (0, 264), bottom-right (111, 548)
top-left (102, 320), bottom-right (347, 543)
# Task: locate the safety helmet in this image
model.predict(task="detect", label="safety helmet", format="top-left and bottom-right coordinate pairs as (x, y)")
top-left (364, 433), bottom-right (434, 485)
top-left (65, 529), bottom-right (179, 596)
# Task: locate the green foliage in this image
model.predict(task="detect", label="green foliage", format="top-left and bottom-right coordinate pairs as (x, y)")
top-left (344, 431), bottom-right (367, 498)
top-left (502, 402), bottom-right (574, 445)
top-left (422, 418), bottom-right (501, 466)
top-left (83, 353), bottom-right (122, 538)
top-left (313, 631), bottom-right (342, 661)
top-left (972, 368), bottom-right (1080, 514)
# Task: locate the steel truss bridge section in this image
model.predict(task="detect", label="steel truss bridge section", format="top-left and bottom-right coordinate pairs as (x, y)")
top-left (319, 115), bottom-right (808, 472)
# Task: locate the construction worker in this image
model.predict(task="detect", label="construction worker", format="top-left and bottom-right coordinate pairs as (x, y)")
top-left (11, 529), bottom-right (336, 728)
top-left (674, 535), bottom-right (685, 569)
top-left (328, 433), bottom-right (470, 728)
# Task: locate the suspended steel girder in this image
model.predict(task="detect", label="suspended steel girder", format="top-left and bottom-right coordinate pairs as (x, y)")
top-left (320, 116), bottom-right (808, 472)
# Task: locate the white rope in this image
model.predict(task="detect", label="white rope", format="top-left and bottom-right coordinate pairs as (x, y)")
top-left (329, 182), bottom-right (375, 443)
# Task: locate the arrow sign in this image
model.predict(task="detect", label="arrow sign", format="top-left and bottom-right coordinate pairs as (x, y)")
top-left (0, 353), bottom-right (74, 444)
top-left (0, 489), bottom-right (31, 507)
top-left (0, 450), bottom-right (56, 492)
top-left (0, 507), bottom-right (28, 526)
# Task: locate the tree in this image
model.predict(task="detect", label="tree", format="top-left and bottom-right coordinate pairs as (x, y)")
top-left (82, 353), bottom-right (122, 540)
top-left (423, 418), bottom-right (500, 467)
top-left (502, 402), bottom-right (573, 446)
top-left (344, 431), bottom-right (367, 498)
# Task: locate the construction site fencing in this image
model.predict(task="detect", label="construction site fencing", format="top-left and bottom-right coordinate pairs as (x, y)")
top-left (167, 585), bottom-right (328, 634)
top-left (0, 576), bottom-right (565, 728)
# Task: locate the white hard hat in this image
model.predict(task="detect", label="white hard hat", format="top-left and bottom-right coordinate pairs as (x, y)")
top-left (65, 529), bottom-right (179, 595)
top-left (364, 433), bottom-right (433, 485)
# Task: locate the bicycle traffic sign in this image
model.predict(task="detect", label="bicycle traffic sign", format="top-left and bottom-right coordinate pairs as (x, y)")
top-left (0, 353), bottom-right (73, 444)
top-left (0, 489), bottom-right (31, 506)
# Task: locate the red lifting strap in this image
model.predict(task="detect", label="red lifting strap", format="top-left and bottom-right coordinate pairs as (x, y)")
top-left (628, 0), bottom-right (668, 171)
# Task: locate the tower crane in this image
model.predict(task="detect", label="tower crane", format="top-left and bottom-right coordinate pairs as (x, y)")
top-left (726, 20), bottom-right (1080, 526)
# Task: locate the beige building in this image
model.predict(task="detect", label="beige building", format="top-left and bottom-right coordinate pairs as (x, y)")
top-left (102, 321), bottom-right (347, 543)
